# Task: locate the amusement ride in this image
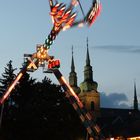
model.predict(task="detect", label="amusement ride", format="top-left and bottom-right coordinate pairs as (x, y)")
top-left (0, 0), bottom-right (102, 139)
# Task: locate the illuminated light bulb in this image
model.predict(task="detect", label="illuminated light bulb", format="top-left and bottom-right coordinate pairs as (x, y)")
top-left (51, 16), bottom-right (54, 24)
top-left (71, 13), bottom-right (76, 18)
top-left (40, 47), bottom-right (44, 52)
top-left (45, 39), bottom-right (49, 44)
top-left (56, 3), bottom-right (60, 7)
top-left (47, 45), bottom-right (50, 49)
top-left (60, 6), bottom-right (66, 11)
top-left (65, 10), bottom-right (71, 15)
top-left (52, 35), bottom-right (56, 40)
top-left (63, 25), bottom-right (70, 31)
top-left (48, 34), bottom-right (52, 40)
top-left (49, 40), bottom-right (53, 45)
top-left (72, 0), bottom-right (79, 7)
top-left (37, 47), bottom-right (40, 51)
top-left (55, 60), bottom-right (60, 66)
top-left (37, 53), bottom-right (41, 58)
top-left (78, 22), bottom-right (84, 28)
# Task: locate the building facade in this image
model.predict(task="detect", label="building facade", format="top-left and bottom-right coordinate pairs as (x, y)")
top-left (68, 39), bottom-right (140, 140)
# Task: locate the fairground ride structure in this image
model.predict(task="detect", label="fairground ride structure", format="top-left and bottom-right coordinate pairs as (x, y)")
top-left (0, 0), bottom-right (103, 139)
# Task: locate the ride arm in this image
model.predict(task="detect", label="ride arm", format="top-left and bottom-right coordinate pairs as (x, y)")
top-left (52, 69), bottom-right (103, 139)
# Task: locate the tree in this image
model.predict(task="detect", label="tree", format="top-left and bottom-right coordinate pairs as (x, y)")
top-left (0, 60), bottom-right (17, 119)
top-left (14, 71), bottom-right (36, 110)
top-left (0, 60), bottom-right (16, 97)
top-left (0, 60), bottom-right (17, 140)
top-left (0, 70), bottom-right (86, 140)
top-left (10, 76), bottom-right (85, 140)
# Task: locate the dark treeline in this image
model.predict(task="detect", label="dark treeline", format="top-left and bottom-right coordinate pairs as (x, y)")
top-left (0, 60), bottom-right (86, 140)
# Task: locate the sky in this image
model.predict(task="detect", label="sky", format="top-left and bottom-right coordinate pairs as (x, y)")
top-left (0, 0), bottom-right (140, 108)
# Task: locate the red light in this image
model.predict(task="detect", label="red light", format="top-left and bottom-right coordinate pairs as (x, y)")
top-left (48, 59), bottom-right (60, 69)
top-left (48, 63), bottom-right (52, 69)
top-left (55, 60), bottom-right (60, 67)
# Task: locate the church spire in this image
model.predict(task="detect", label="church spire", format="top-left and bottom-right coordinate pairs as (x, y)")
top-left (84, 37), bottom-right (93, 82)
top-left (134, 80), bottom-right (138, 110)
top-left (71, 46), bottom-right (75, 72)
top-left (86, 37), bottom-right (90, 66)
top-left (69, 46), bottom-right (80, 94)
top-left (80, 38), bottom-right (98, 92)
top-left (79, 38), bottom-right (100, 116)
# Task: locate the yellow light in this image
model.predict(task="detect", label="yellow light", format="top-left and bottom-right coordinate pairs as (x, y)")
top-left (51, 16), bottom-right (54, 24)
top-left (72, 0), bottom-right (79, 6)
top-left (128, 136), bottom-right (140, 140)
top-left (72, 103), bottom-right (78, 110)
top-left (86, 112), bottom-right (92, 120)
top-left (78, 22), bottom-right (84, 28)
top-left (86, 127), bottom-right (92, 135)
top-left (63, 25), bottom-right (70, 31)
top-left (27, 59), bottom-right (37, 70)
top-left (79, 114), bottom-right (85, 122)
top-left (94, 125), bottom-right (100, 133)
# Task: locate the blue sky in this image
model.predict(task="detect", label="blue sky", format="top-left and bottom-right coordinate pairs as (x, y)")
top-left (0, 0), bottom-right (140, 108)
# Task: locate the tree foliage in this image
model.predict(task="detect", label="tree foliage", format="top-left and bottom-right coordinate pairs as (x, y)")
top-left (0, 60), bottom-right (17, 121)
top-left (0, 61), bottom-right (86, 140)
top-left (0, 60), bottom-right (16, 96)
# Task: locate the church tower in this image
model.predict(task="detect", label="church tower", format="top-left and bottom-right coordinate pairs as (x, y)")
top-left (69, 46), bottom-right (81, 94)
top-left (134, 81), bottom-right (138, 110)
top-left (79, 38), bottom-right (100, 117)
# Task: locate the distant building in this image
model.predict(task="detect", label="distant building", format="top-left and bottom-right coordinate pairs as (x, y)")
top-left (69, 38), bottom-right (140, 140)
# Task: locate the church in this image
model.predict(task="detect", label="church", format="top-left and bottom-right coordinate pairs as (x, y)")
top-left (68, 39), bottom-right (140, 140)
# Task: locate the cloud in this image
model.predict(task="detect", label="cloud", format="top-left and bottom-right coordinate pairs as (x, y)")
top-left (100, 92), bottom-right (130, 109)
top-left (93, 45), bottom-right (140, 54)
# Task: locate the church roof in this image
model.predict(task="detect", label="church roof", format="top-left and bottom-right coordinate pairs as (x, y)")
top-left (96, 108), bottom-right (140, 138)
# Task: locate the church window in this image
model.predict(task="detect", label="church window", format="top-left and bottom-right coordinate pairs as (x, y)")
top-left (91, 101), bottom-right (94, 111)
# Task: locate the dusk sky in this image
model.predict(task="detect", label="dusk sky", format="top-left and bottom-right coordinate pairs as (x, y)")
top-left (0, 0), bottom-right (140, 108)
